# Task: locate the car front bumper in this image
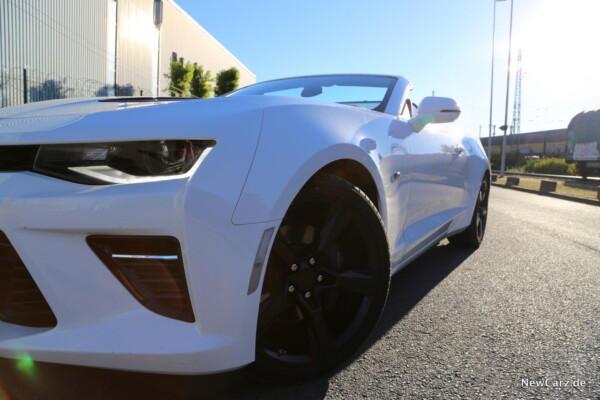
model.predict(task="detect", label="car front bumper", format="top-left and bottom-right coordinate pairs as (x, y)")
top-left (0, 170), bottom-right (277, 374)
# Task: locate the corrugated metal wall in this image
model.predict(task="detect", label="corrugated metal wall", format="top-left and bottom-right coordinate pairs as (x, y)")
top-left (1, 0), bottom-right (254, 107)
top-left (115, 0), bottom-right (158, 96)
top-left (159, 0), bottom-right (256, 94)
top-left (1, 0), bottom-right (110, 107)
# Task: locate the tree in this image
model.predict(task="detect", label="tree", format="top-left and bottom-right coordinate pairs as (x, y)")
top-left (164, 61), bottom-right (194, 97)
top-left (190, 65), bottom-right (213, 98)
top-left (95, 84), bottom-right (134, 97)
top-left (29, 79), bottom-right (72, 102)
top-left (214, 67), bottom-right (239, 96)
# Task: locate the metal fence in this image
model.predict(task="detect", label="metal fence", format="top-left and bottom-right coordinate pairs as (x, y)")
top-left (0, 65), bottom-right (154, 108)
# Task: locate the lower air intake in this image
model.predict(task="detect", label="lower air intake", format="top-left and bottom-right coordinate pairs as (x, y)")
top-left (0, 231), bottom-right (57, 328)
top-left (87, 235), bottom-right (195, 323)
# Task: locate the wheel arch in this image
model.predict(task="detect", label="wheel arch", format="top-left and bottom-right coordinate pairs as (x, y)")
top-left (310, 159), bottom-right (380, 213)
top-left (233, 143), bottom-right (388, 226)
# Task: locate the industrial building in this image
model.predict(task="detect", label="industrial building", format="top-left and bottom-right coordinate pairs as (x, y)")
top-left (0, 0), bottom-right (255, 107)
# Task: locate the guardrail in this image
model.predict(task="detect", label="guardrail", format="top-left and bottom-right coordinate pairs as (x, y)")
top-left (491, 170), bottom-right (600, 183)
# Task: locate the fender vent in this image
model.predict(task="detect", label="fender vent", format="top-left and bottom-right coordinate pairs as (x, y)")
top-left (0, 231), bottom-right (57, 328)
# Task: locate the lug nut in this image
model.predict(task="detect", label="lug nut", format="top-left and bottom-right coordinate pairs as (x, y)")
top-left (309, 257), bottom-right (316, 265)
top-left (291, 263), bottom-right (298, 272)
top-left (304, 291), bottom-right (312, 299)
top-left (317, 275), bottom-right (324, 283)
top-left (288, 285), bottom-right (296, 293)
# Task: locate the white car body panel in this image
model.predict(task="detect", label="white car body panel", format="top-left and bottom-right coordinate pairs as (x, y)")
top-left (0, 74), bottom-right (489, 374)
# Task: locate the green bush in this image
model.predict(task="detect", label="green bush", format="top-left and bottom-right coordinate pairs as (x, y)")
top-left (214, 67), bottom-right (240, 96)
top-left (164, 61), bottom-right (194, 97)
top-left (521, 158), bottom-right (577, 175)
top-left (489, 152), bottom-right (527, 170)
top-left (190, 65), bottom-right (213, 98)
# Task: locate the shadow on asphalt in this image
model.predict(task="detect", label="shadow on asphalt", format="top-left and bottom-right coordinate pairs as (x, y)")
top-left (369, 241), bottom-right (475, 346)
top-left (0, 242), bottom-right (474, 400)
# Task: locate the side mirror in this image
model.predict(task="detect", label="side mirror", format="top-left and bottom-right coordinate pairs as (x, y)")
top-left (409, 96), bottom-right (461, 132)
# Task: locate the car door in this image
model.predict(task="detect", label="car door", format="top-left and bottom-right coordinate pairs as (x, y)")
top-left (402, 125), bottom-right (467, 258)
top-left (377, 118), bottom-right (413, 267)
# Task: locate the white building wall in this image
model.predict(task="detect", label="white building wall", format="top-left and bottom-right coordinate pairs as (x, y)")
top-left (114, 0), bottom-right (158, 96)
top-left (158, 0), bottom-right (255, 95)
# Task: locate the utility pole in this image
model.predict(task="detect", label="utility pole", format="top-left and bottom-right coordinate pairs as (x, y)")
top-left (500, 0), bottom-right (515, 177)
top-left (488, 0), bottom-right (506, 160)
top-left (23, 67), bottom-right (28, 104)
top-left (487, 124), bottom-right (495, 159)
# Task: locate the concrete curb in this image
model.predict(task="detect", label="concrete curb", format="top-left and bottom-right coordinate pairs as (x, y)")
top-left (491, 183), bottom-right (600, 206)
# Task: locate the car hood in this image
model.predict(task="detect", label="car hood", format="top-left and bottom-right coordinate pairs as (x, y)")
top-left (0, 97), bottom-right (264, 144)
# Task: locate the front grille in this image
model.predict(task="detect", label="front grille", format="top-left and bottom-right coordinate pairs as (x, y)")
top-left (0, 231), bottom-right (57, 328)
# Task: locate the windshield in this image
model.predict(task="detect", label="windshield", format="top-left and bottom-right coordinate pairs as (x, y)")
top-left (229, 75), bottom-right (396, 112)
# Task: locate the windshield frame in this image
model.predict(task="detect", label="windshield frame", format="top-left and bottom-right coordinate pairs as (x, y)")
top-left (227, 74), bottom-right (398, 113)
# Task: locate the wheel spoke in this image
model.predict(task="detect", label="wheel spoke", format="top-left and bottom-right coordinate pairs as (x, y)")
top-left (318, 204), bottom-right (353, 253)
top-left (479, 181), bottom-right (488, 203)
top-left (479, 205), bottom-right (488, 218)
top-left (476, 214), bottom-right (483, 240)
top-left (298, 296), bottom-right (332, 359)
top-left (257, 293), bottom-right (291, 340)
top-left (324, 267), bottom-right (378, 296)
top-left (478, 182), bottom-right (488, 219)
top-left (272, 235), bottom-right (297, 266)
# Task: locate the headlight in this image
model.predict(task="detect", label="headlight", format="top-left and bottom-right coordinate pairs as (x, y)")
top-left (33, 140), bottom-right (215, 185)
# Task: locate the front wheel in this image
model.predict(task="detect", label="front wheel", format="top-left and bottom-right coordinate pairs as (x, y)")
top-left (249, 175), bottom-right (391, 381)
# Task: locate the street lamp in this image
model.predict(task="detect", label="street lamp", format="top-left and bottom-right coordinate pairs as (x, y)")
top-left (500, 0), bottom-right (515, 177)
top-left (488, 0), bottom-right (506, 161)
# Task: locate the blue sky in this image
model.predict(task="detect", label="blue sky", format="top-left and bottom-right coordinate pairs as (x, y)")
top-left (176, 0), bottom-right (600, 137)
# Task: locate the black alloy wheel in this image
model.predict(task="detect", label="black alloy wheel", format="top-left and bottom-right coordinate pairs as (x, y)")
top-left (449, 176), bottom-right (490, 247)
top-left (250, 175), bottom-right (390, 380)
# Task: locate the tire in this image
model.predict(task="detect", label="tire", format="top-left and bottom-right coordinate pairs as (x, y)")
top-left (249, 174), bottom-right (391, 381)
top-left (449, 176), bottom-right (490, 248)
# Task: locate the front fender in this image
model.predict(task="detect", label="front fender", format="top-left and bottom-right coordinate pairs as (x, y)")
top-left (232, 104), bottom-right (387, 225)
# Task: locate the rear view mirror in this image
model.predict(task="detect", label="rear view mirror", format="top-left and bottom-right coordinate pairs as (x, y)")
top-left (301, 86), bottom-right (323, 97)
top-left (409, 96), bottom-right (461, 132)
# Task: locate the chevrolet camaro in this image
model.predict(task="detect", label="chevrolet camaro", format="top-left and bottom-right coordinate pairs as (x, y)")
top-left (0, 74), bottom-right (490, 380)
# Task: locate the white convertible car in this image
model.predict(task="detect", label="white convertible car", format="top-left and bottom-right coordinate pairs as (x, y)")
top-left (0, 74), bottom-right (489, 379)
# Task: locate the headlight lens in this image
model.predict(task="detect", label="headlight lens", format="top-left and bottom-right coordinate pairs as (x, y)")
top-left (33, 140), bottom-right (215, 185)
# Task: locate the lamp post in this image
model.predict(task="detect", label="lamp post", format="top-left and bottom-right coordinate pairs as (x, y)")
top-left (488, 0), bottom-right (506, 161)
top-left (488, 124), bottom-right (496, 158)
top-left (500, 0), bottom-right (515, 177)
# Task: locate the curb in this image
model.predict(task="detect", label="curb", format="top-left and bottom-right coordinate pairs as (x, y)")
top-left (491, 170), bottom-right (600, 182)
top-left (491, 183), bottom-right (600, 207)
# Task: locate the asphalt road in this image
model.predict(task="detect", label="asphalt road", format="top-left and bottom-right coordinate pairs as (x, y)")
top-left (1, 187), bottom-right (598, 400)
